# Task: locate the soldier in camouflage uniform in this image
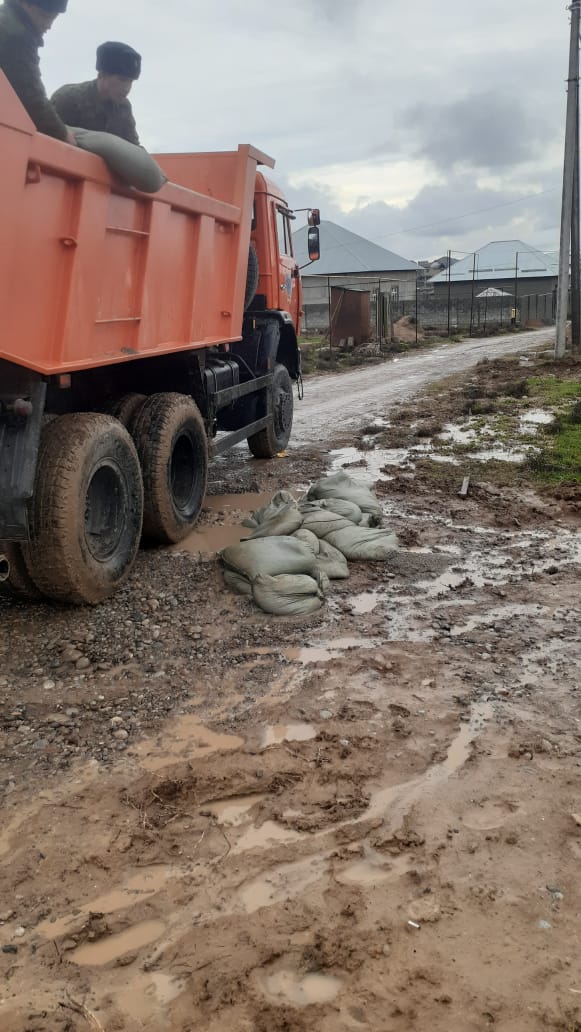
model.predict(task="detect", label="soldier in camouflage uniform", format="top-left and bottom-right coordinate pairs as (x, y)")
top-left (0, 0), bottom-right (76, 144)
top-left (52, 42), bottom-right (141, 145)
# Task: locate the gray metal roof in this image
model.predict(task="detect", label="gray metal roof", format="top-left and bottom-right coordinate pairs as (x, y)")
top-left (431, 240), bottom-right (558, 283)
top-left (293, 220), bottom-right (418, 276)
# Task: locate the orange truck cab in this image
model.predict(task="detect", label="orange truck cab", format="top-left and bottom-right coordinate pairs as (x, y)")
top-left (0, 72), bottom-right (320, 605)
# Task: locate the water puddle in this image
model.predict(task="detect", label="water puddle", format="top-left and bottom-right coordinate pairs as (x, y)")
top-left (439, 422), bottom-right (483, 445)
top-left (204, 492), bottom-right (273, 513)
top-left (451, 603), bottom-right (549, 637)
top-left (118, 971), bottom-right (185, 1021)
top-left (368, 701), bottom-right (493, 823)
top-left (350, 591), bottom-right (383, 614)
top-left (239, 854), bottom-right (327, 913)
top-left (38, 866), bottom-right (174, 939)
top-left (429, 454), bottom-right (460, 465)
top-left (336, 849), bottom-right (409, 887)
top-left (71, 919), bottom-right (165, 966)
top-left (173, 523), bottom-right (249, 555)
top-left (520, 409), bottom-right (554, 430)
top-left (173, 492), bottom-right (275, 555)
top-left (286, 637), bottom-right (381, 664)
top-left (259, 968), bottom-right (342, 1008)
top-left (330, 446), bottom-right (413, 481)
top-left (131, 715), bottom-right (243, 772)
top-left (471, 447), bottom-right (532, 463)
top-left (234, 820), bottom-right (305, 854)
top-left (207, 794), bottom-right (266, 826)
top-left (261, 723), bottom-right (317, 747)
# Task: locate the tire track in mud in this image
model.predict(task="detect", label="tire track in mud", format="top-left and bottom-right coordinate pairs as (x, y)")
top-left (293, 328), bottom-right (555, 444)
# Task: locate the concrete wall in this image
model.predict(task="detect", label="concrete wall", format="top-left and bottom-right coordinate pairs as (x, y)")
top-left (396, 291), bottom-right (555, 331)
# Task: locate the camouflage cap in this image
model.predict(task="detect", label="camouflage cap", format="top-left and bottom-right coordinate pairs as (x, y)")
top-left (96, 42), bottom-right (142, 80)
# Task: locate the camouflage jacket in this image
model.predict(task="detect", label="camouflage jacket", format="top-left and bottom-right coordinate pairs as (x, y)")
top-left (0, 0), bottom-right (68, 141)
top-left (51, 80), bottom-right (140, 145)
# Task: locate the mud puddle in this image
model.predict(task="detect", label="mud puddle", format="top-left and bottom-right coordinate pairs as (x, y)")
top-left (207, 794), bottom-right (267, 825)
top-left (350, 590), bottom-right (383, 614)
top-left (368, 700), bottom-right (493, 824)
top-left (287, 637), bottom-right (382, 664)
top-left (71, 919), bottom-right (166, 966)
top-left (258, 967), bottom-right (343, 1008)
top-left (239, 854), bottom-right (328, 913)
top-left (117, 971), bottom-right (186, 1021)
top-left (336, 848), bottom-right (410, 887)
top-left (38, 866), bottom-right (175, 938)
top-left (131, 714), bottom-right (243, 771)
top-left (260, 722), bottom-right (317, 747)
top-left (173, 491), bottom-right (273, 555)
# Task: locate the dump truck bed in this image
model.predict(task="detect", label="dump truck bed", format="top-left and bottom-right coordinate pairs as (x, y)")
top-left (0, 72), bottom-right (274, 376)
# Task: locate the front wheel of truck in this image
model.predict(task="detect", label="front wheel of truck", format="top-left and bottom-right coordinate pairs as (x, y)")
top-left (131, 393), bottom-right (208, 544)
top-left (247, 363), bottom-right (294, 458)
top-left (23, 414), bottom-right (144, 605)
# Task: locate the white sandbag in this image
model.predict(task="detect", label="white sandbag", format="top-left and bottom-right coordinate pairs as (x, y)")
top-left (325, 525), bottom-right (399, 561)
top-left (318, 498), bottom-right (363, 524)
top-left (243, 490), bottom-right (296, 529)
top-left (71, 127), bottom-right (166, 193)
top-left (223, 568), bottom-right (252, 595)
top-left (252, 574), bottom-right (324, 616)
top-left (301, 509), bottom-right (353, 540)
top-left (316, 539), bottom-right (350, 580)
top-left (307, 471), bottom-right (382, 518)
top-left (293, 529), bottom-right (321, 555)
top-left (221, 536), bottom-right (319, 584)
top-left (248, 504), bottom-right (303, 539)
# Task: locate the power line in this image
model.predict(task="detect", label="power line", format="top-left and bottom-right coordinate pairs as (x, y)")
top-left (372, 188), bottom-right (560, 240)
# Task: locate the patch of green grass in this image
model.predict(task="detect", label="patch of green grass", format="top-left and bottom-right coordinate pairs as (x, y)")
top-left (527, 375), bottom-right (581, 405)
top-left (527, 417), bottom-right (581, 483)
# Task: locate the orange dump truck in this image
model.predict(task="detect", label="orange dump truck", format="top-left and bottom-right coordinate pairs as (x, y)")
top-left (0, 72), bottom-right (320, 605)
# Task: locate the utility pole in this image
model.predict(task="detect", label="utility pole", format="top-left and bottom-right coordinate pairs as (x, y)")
top-left (513, 251), bottom-right (519, 325)
top-left (571, 85), bottom-right (581, 352)
top-left (446, 249), bottom-right (452, 337)
top-left (556, 0), bottom-right (581, 357)
top-left (469, 251), bottom-right (477, 336)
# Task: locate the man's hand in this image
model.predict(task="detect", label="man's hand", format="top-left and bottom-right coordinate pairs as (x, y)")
top-left (66, 128), bottom-right (78, 147)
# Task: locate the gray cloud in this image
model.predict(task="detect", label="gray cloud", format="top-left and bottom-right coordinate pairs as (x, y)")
top-left (391, 92), bottom-right (555, 171)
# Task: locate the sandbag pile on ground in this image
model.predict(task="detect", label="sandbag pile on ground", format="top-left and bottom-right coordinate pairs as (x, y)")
top-left (220, 472), bottom-right (399, 616)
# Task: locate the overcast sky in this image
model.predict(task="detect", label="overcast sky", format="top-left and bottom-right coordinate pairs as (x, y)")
top-left (42, 0), bottom-right (566, 263)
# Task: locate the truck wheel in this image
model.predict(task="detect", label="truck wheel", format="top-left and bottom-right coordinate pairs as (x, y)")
top-left (23, 414), bottom-right (143, 605)
top-left (248, 363), bottom-right (294, 458)
top-left (107, 393), bottom-right (146, 431)
top-left (131, 393), bottom-right (208, 544)
top-left (245, 243), bottom-right (259, 310)
top-left (0, 541), bottom-right (42, 601)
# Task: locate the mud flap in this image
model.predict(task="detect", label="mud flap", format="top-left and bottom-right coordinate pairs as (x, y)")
top-left (0, 382), bottom-right (46, 539)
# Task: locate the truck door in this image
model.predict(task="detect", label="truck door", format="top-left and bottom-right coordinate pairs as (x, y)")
top-left (276, 206), bottom-right (300, 327)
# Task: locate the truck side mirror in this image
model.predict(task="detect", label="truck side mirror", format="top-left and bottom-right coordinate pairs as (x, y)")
top-left (307, 226), bottom-right (320, 262)
top-left (308, 209), bottom-right (321, 227)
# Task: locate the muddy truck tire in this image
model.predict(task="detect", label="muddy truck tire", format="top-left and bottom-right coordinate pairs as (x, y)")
top-left (23, 413), bottom-right (144, 605)
top-left (131, 393), bottom-right (208, 544)
top-left (106, 393), bottom-right (147, 431)
top-left (0, 541), bottom-right (43, 601)
top-left (248, 362), bottom-right (294, 458)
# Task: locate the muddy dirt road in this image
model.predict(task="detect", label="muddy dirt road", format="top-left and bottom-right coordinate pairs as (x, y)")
top-left (294, 328), bottom-right (555, 442)
top-left (1, 341), bottom-right (580, 1032)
